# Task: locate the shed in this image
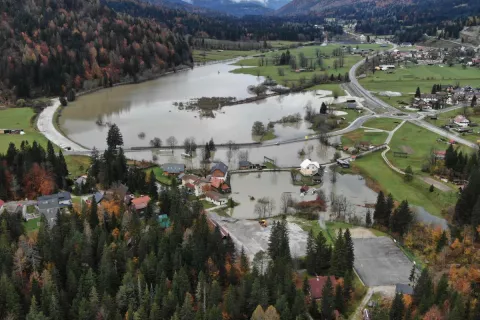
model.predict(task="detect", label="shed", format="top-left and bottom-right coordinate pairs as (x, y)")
top-left (161, 163), bottom-right (185, 175)
top-left (211, 162), bottom-right (228, 178)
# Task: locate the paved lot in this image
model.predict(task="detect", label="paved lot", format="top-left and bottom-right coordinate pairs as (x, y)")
top-left (353, 237), bottom-right (412, 286)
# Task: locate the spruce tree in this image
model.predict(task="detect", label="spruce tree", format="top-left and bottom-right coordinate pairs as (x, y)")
top-left (315, 231), bottom-right (331, 274)
top-left (89, 197), bottom-right (99, 228)
top-left (302, 275), bottom-right (310, 295)
top-left (305, 230), bottom-right (316, 275)
top-left (334, 283), bottom-right (344, 314)
top-left (434, 274), bottom-right (449, 305)
top-left (415, 87), bottom-right (421, 98)
top-left (240, 247), bottom-right (249, 273)
top-left (413, 269), bottom-right (434, 313)
top-left (471, 196), bottom-right (480, 241)
top-left (455, 169), bottom-right (480, 225)
top-left (180, 293), bottom-right (194, 320)
top-left (408, 265), bottom-right (416, 286)
top-left (445, 144), bottom-right (458, 169)
top-left (344, 229), bottom-right (354, 272)
top-left (374, 191), bottom-right (388, 227)
top-left (472, 95), bottom-right (477, 108)
top-left (320, 277), bottom-right (334, 320)
top-left (330, 229), bottom-right (346, 277)
top-left (436, 231), bottom-right (448, 252)
top-left (390, 200), bottom-right (413, 236)
top-left (106, 124), bottom-right (123, 150)
top-left (389, 293), bottom-right (405, 320)
top-left (365, 209), bottom-right (372, 227)
top-left (320, 102), bottom-right (327, 114)
top-left (343, 271), bottom-right (353, 302)
top-left (148, 171), bottom-right (158, 201)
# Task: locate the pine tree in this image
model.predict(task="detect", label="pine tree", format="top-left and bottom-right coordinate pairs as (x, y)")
top-left (315, 231), bottom-right (331, 274)
top-left (408, 265), bottom-right (416, 286)
top-left (449, 296), bottom-right (465, 320)
top-left (445, 144), bottom-right (458, 169)
top-left (180, 293), bottom-right (194, 320)
top-left (57, 150), bottom-right (68, 189)
top-left (240, 247), bottom-right (249, 273)
top-left (321, 277), bottom-right (334, 320)
top-left (148, 170), bottom-right (158, 201)
top-left (305, 230), bottom-right (316, 275)
top-left (390, 200), bottom-right (413, 236)
top-left (404, 166), bottom-right (414, 182)
top-left (436, 231), bottom-right (448, 252)
top-left (415, 87), bottom-right (421, 98)
top-left (302, 275), bottom-right (310, 295)
top-left (27, 296), bottom-right (48, 320)
top-left (90, 147), bottom-right (100, 179)
top-left (343, 271), bottom-right (353, 302)
top-left (344, 229), bottom-right (354, 272)
top-left (320, 102), bottom-right (327, 114)
top-left (413, 269), bottom-right (434, 314)
top-left (334, 283), bottom-right (344, 314)
top-left (209, 138), bottom-right (216, 151)
top-left (455, 169), bottom-right (480, 225)
top-left (374, 191), bottom-right (388, 227)
top-left (106, 124), bottom-right (124, 150)
top-left (47, 140), bottom-right (57, 168)
top-left (472, 95), bottom-right (477, 107)
top-left (330, 229), bottom-right (346, 277)
top-left (89, 197), bottom-right (99, 228)
top-left (471, 196), bottom-right (480, 241)
top-left (389, 293), bottom-right (405, 320)
top-left (365, 209), bottom-right (372, 227)
top-left (434, 274), bottom-right (449, 305)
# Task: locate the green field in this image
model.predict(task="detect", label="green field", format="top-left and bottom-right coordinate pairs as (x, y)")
top-left (24, 217), bottom-right (41, 233)
top-left (386, 122), bottom-right (473, 174)
top-left (145, 166), bottom-right (173, 186)
top-left (363, 118), bottom-right (403, 131)
top-left (360, 64), bottom-right (480, 111)
top-left (0, 108), bottom-right (49, 153)
top-left (192, 49), bottom-right (259, 63)
top-left (308, 83), bottom-right (343, 93)
top-left (341, 129), bottom-right (388, 147)
top-left (353, 153), bottom-right (458, 216)
top-left (231, 44), bottom-right (390, 89)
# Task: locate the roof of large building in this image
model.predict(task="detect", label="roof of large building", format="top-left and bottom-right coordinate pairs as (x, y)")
top-left (395, 283), bottom-right (414, 295)
top-left (205, 191), bottom-right (226, 201)
top-left (211, 162), bottom-right (228, 174)
top-left (37, 192), bottom-right (72, 209)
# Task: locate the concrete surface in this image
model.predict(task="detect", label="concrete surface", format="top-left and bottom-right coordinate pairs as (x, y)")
top-left (353, 237), bottom-right (412, 286)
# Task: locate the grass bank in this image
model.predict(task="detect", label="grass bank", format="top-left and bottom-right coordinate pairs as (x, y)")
top-left (341, 129), bottom-right (388, 147)
top-left (363, 117), bottom-right (402, 131)
top-left (352, 153), bottom-right (458, 216)
top-left (144, 166), bottom-right (173, 186)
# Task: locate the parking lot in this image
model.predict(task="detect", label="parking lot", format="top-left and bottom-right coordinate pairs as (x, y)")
top-left (353, 237), bottom-right (412, 286)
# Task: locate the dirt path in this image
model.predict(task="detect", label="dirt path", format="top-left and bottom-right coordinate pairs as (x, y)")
top-left (419, 176), bottom-right (452, 192)
top-left (352, 286), bottom-right (396, 320)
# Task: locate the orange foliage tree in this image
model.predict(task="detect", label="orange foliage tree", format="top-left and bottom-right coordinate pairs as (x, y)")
top-left (23, 163), bottom-right (55, 199)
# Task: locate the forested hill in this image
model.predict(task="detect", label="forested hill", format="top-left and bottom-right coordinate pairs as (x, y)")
top-left (0, 0), bottom-right (191, 103)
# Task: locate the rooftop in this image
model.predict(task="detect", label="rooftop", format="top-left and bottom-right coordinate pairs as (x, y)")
top-left (131, 196), bottom-right (151, 210)
top-left (211, 162), bottom-right (228, 174)
top-left (205, 191), bottom-right (226, 201)
top-left (308, 276), bottom-right (337, 300)
top-left (162, 163), bottom-right (185, 173)
top-left (300, 159), bottom-right (320, 169)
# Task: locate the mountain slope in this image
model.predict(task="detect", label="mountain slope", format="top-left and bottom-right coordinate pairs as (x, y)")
top-left (144, 0), bottom-right (273, 16)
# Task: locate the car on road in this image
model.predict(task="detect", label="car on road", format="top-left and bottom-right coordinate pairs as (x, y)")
top-left (275, 142), bottom-right (279, 145)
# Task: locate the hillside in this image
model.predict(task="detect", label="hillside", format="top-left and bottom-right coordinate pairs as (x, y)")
top-left (0, 0), bottom-right (191, 104)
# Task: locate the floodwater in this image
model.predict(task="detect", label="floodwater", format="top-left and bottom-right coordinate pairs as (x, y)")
top-left (411, 205), bottom-right (449, 230)
top-left (124, 138), bottom-right (343, 168)
top-left (60, 62), bottom-right (345, 149)
top-left (226, 170), bottom-right (377, 219)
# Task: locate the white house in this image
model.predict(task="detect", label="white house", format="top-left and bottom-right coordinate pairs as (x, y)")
top-left (300, 159), bottom-right (321, 176)
top-left (454, 115), bottom-right (470, 127)
top-left (181, 174), bottom-right (210, 197)
top-left (359, 34), bottom-right (367, 42)
top-left (205, 191), bottom-right (228, 206)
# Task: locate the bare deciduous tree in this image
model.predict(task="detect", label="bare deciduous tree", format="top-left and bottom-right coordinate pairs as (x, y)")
top-left (280, 193), bottom-right (294, 214)
top-left (150, 137), bottom-right (162, 148)
top-left (166, 136), bottom-right (178, 149)
top-left (254, 197), bottom-right (275, 219)
top-left (238, 150), bottom-right (249, 162)
top-left (330, 164), bottom-right (338, 184)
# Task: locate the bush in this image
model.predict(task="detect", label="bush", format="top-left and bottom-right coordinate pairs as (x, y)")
top-left (429, 184), bottom-right (434, 192)
top-left (59, 97), bottom-right (68, 106)
top-left (16, 99), bottom-right (26, 107)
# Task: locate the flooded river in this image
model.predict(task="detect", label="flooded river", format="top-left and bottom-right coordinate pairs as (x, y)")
top-left (59, 62), bottom-right (338, 149)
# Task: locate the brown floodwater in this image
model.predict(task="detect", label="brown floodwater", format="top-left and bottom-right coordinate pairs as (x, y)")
top-left (60, 62), bottom-right (338, 149)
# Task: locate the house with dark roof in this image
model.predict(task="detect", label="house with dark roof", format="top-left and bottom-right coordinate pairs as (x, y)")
top-left (308, 276), bottom-right (337, 300)
top-left (239, 161), bottom-right (252, 170)
top-left (211, 162), bottom-right (228, 178)
top-left (36, 192), bottom-right (72, 227)
top-left (162, 163), bottom-right (185, 176)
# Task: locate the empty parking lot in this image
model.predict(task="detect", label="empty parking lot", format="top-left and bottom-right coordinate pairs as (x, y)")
top-left (353, 237), bottom-right (412, 286)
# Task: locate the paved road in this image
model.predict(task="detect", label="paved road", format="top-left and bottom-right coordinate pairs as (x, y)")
top-left (37, 99), bottom-right (89, 152)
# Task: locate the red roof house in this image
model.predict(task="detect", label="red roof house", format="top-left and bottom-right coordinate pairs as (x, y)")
top-left (131, 196), bottom-right (151, 211)
top-left (211, 177), bottom-right (223, 189)
top-left (308, 276), bottom-right (337, 300)
top-left (0, 199), bottom-right (4, 209)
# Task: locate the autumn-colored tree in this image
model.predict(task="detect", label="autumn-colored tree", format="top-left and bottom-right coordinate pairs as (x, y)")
top-left (23, 163), bottom-right (55, 199)
top-left (423, 306), bottom-right (443, 320)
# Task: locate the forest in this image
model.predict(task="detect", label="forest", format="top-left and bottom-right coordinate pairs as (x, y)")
top-left (0, 0), bottom-right (191, 103)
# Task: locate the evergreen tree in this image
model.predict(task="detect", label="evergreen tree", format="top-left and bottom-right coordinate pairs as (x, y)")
top-left (390, 200), bottom-right (413, 236)
top-left (374, 191), bottom-right (388, 227)
top-left (365, 209), bottom-right (372, 227)
top-left (455, 169), bottom-right (480, 225)
top-left (320, 102), bottom-right (327, 114)
top-left (445, 144), bottom-right (458, 169)
top-left (180, 293), bottom-right (194, 320)
top-left (89, 197), bottom-right (99, 229)
top-left (251, 305), bottom-right (265, 320)
top-left (344, 229), bottom-right (354, 272)
top-left (305, 230), bottom-right (316, 275)
top-left (436, 231), bottom-right (448, 252)
top-left (472, 95), bottom-right (477, 108)
top-left (148, 170), bottom-right (158, 201)
top-left (404, 166), bottom-right (414, 182)
top-left (413, 269), bottom-right (434, 314)
top-left (408, 265), bottom-right (416, 286)
top-left (90, 147), bottom-right (101, 179)
top-left (240, 247), bottom-right (249, 273)
top-left (343, 271), bottom-right (353, 302)
top-left (449, 296), bottom-right (465, 320)
top-left (302, 276), bottom-right (310, 295)
top-left (434, 274), bottom-right (449, 305)
top-left (209, 138), bottom-right (216, 151)
top-left (56, 150), bottom-right (68, 189)
top-left (334, 283), bottom-right (344, 314)
top-left (47, 140), bottom-right (57, 168)
top-left (330, 229), bottom-right (346, 277)
top-left (315, 231), bottom-right (331, 274)
top-left (472, 196), bottom-right (480, 241)
top-left (106, 124), bottom-right (124, 150)
top-left (320, 277), bottom-right (334, 320)
top-left (415, 87), bottom-right (421, 98)
top-left (264, 306), bottom-right (280, 320)
top-left (27, 296), bottom-right (48, 320)
top-left (389, 293), bottom-right (404, 320)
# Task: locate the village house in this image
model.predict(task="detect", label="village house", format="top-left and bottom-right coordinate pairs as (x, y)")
top-left (211, 162), bottom-right (228, 179)
top-left (131, 196), bottom-right (151, 213)
top-left (181, 174), bottom-right (210, 196)
top-left (454, 115), bottom-right (470, 127)
top-left (161, 163), bottom-right (185, 176)
top-left (205, 191), bottom-right (228, 206)
top-left (308, 276), bottom-right (337, 301)
top-left (36, 192), bottom-right (72, 227)
top-left (239, 160), bottom-right (252, 170)
top-left (300, 159), bottom-right (320, 176)
top-left (434, 150), bottom-right (446, 160)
